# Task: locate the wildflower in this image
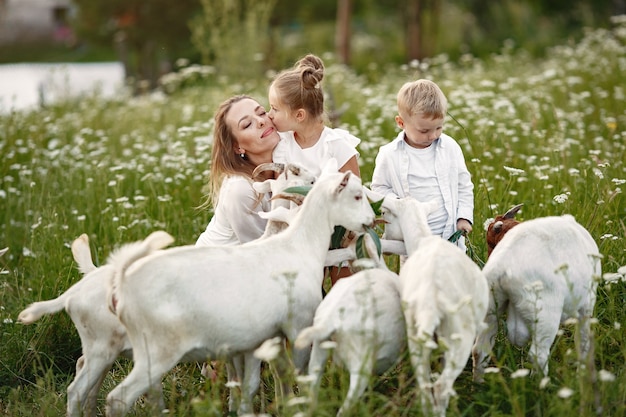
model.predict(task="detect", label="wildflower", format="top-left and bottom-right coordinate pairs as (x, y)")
top-left (504, 166), bottom-right (526, 176)
top-left (599, 370), bottom-right (616, 382)
top-left (296, 374), bottom-right (316, 384)
top-left (593, 168), bottom-right (604, 179)
top-left (30, 218), bottom-right (42, 230)
top-left (225, 380), bottom-right (240, 388)
top-left (483, 218), bottom-right (495, 231)
top-left (557, 387), bottom-right (574, 398)
top-left (602, 272), bottom-right (623, 283)
top-left (553, 193), bottom-right (569, 204)
top-left (568, 168), bottom-right (580, 176)
top-left (511, 369), bottom-right (530, 379)
top-left (253, 337), bottom-right (282, 362)
top-left (320, 340), bottom-right (337, 350)
top-left (425, 339), bottom-right (439, 350)
top-left (484, 367), bottom-right (500, 374)
top-left (3, 318), bottom-right (13, 324)
top-left (286, 397), bottom-right (310, 407)
top-left (612, 178), bottom-right (626, 185)
top-left (539, 377), bottom-right (550, 389)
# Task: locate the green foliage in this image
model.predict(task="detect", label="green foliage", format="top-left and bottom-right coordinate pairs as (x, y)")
top-left (1, 18), bottom-right (625, 416)
top-left (190, 0), bottom-right (277, 79)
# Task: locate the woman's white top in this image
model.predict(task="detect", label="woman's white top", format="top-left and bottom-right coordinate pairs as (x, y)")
top-left (195, 175), bottom-right (270, 246)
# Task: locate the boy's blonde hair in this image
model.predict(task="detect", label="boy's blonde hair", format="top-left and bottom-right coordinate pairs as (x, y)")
top-left (397, 79), bottom-right (447, 119)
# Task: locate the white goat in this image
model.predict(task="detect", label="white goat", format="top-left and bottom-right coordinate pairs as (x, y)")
top-left (17, 232), bottom-right (173, 417)
top-left (381, 196), bottom-right (489, 417)
top-left (472, 214), bottom-right (601, 381)
top-left (104, 169), bottom-right (375, 417)
top-left (295, 232), bottom-right (406, 416)
top-left (203, 161), bottom-right (315, 403)
top-left (252, 162), bottom-right (316, 237)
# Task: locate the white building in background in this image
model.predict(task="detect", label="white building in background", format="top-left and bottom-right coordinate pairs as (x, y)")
top-left (0, 0), bottom-right (75, 44)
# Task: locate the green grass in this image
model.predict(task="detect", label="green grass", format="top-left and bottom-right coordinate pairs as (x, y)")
top-left (0, 18), bottom-right (625, 417)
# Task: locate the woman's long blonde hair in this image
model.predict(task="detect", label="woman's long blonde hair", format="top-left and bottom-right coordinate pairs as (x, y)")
top-left (201, 95), bottom-right (260, 208)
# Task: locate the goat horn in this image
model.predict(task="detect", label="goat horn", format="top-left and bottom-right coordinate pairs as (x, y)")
top-left (503, 203), bottom-right (524, 219)
top-left (286, 164), bottom-right (301, 177)
top-left (271, 193), bottom-right (305, 205)
top-left (252, 162), bottom-right (285, 180)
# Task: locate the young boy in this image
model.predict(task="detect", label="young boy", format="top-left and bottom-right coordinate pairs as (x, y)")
top-left (371, 79), bottom-right (474, 251)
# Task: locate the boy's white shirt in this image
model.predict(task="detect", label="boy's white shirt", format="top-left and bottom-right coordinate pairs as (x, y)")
top-left (196, 175), bottom-right (270, 247)
top-left (371, 131), bottom-right (474, 247)
top-left (273, 127), bottom-right (360, 177)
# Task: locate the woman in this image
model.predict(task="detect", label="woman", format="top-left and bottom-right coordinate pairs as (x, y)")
top-left (196, 95), bottom-right (281, 246)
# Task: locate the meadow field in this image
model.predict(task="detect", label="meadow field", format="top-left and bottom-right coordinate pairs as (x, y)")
top-left (0, 17), bottom-right (625, 417)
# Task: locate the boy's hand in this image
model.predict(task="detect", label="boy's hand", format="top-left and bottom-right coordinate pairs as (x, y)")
top-left (457, 218), bottom-right (473, 234)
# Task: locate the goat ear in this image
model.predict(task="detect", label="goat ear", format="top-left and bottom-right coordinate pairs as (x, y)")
top-left (363, 186), bottom-right (385, 202)
top-left (334, 171), bottom-right (352, 195)
top-left (504, 203), bottom-right (523, 219)
top-left (252, 180), bottom-right (272, 194)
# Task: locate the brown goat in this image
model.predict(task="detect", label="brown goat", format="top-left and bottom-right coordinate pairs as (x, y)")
top-left (486, 204), bottom-right (523, 257)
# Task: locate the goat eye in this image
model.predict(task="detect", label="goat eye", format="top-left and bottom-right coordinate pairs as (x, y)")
top-left (355, 195), bottom-right (362, 201)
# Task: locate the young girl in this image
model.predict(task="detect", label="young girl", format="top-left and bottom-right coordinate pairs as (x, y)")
top-left (268, 53), bottom-right (361, 285)
top-left (268, 53), bottom-right (361, 177)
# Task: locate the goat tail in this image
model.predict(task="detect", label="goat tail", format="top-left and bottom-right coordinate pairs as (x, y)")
top-left (108, 231), bottom-right (174, 313)
top-left (70, 233), bottom-right (97, 275)
top-left (17, 296), bottom-right (68, 325)
top-left (294, 325), bottom-right (333, 350)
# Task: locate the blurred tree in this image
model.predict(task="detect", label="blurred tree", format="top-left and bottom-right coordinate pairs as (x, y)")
top-left (71, 0), bottom-right (200, 91)
top-left (404, 0), bottom-right (441, 61)
top-left (336, 0), bottom-right (352, 65)
top-left (457, 0), bottom-right (621, 57)
top-left (190, 0), bottom-right (276, 79)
